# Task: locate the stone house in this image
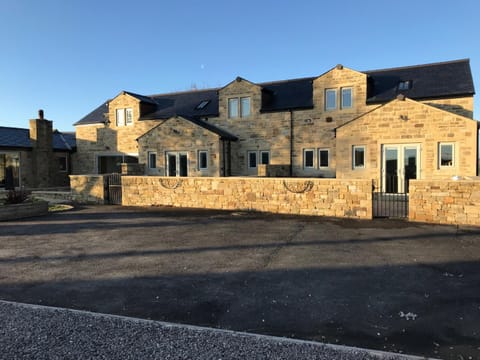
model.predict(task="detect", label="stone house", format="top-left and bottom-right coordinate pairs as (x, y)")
top-left (73, 59), bottom-right (477, 193)
top-left (0, 111), bottom-right (76, 189)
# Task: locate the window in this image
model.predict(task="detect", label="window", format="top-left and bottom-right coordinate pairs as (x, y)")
top-left (439, 143), bottom-right (454, 168)
top-left (58, 156), bottom-right (68, 172)
top-left (260, 151), bottom-right (270, 165)
top-left (125, 108), bottom-right (133, 125)
top-left (116, 108), bottom-right (133, 126)
top-left (303, 149), bottom-right (314, 168)
top-left (248, 151), bottom-right (257, 168)
top-left (228, 97), bottom-right (251, 118)
top-left (319, 149), bottom-right (329, 168)
top-left (325, 89), bottom-right (337, 110)
top-left (198, 151), bottom-right (208, 170)
top-left (196, 100), bottom-right (210, 110)
top-left (148, 152), bottom-right (157, 169)
top-left (166, 152), bottom-right (188, 177)
top-left (353, 146), bottom-right (365, 169)
top-left (240, 97), bottom-right (251, 117)
top-left (116, 109), bottom-right (125, 126)
top-left (398, 80), bottom-right (411, 91)
top-left (341, 88), bottom-right (352, 109)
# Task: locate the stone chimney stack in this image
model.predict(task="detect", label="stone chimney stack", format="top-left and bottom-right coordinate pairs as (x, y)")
top-left (29, 110), bottom-right (53, 188)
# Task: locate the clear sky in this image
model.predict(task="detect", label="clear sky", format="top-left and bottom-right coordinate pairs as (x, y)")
top-left (0, 0), bottom-right (478, 132)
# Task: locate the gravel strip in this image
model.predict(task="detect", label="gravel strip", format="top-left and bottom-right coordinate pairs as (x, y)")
top-left (0, 301), bottom-right (431, 360)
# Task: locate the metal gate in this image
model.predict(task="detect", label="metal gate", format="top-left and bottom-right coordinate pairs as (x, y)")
top-left (105, 173), bottom-right (122, 205)
top-left (373, 180), bottom-right (409, 218)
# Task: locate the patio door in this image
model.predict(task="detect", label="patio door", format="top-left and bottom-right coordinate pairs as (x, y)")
top-left (382, 144), bottom-right (419, 193)
top-left (166, 152), bottom-right (188, 177)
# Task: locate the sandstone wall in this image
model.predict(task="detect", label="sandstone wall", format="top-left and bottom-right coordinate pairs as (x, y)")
top-left (70, 175), bottom-right (104, 204)
top-left (409, 179), bottom-right (480, 226)
top-left (121, 176), bottom-right (372, 219)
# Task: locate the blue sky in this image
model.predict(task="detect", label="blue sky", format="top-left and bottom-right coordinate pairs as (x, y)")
top-left (0, 0), bottom-right (478, 131)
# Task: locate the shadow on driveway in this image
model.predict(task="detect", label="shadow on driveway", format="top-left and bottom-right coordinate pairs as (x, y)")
top-left (0, 205), bottom-right (479, 360)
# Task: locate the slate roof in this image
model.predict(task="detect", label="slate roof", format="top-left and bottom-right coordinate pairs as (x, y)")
top-left (181, 116), bottom-right (237, 141)
top-left (365, 59), bottom-right (475, 103)
top-left (74, 59), bottom-right (474, 126)
top-left (140, 89), bottom-right (219, 120)
top-left (137, 115), bottom-right (237, 142)
top-left (260, 77), bottom-right (315, 112)
top-left (0, 126), bottom-right (76, 151)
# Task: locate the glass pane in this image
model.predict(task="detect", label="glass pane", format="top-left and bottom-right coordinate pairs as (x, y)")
top-left (385, 148), bottom-right (398, 193)
top-left (240, 97), bottom-right (250, 117)
top-left (0, 153), bottom-right (20, 188)
top-left (354, 147), bottom-right (365, 168)
top-left (325, 89), bottom-right (336, 110)
top-left (199, 152), bottom-right (207, 169)
top-left (440, 144), bottom-right (453, 166)
top-left (168, 154), bottom-right (176, 176)
top-left (248, 152), bottom-right (257, 168)
top-left (260, 151), bottom-right (269, 165)
top-left (179, 154), bottom-right (188, 176)
top-left (404, 148), bottom-right (417, 192)
top-left (304, 150), bottom-right (314, 167)
top-left (228, 98), bottom-right (239, 118)
top-left (125, 108), bottom-right (133, 124)
top-left (116, 109), bottom-right (125, 126)
top-left (341, 88), bottom-right (352, 108)
top-left (319, 150), bottom-right (329, 167)
top-left (149, 153), bottom-right (156, 168)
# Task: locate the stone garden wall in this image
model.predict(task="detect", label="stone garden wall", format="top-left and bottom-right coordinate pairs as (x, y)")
top-left (409, 179), bottom-right (480, 226)
top-left (121, 176), bottom-right (372, 219)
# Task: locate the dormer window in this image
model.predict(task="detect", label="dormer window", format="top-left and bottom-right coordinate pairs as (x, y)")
top-left (196, 100), bottom-right (210, 110)
top-left (398, 80), bottom-right (412, 91)
top-left (116, 108), bottom-right (133, 126)
top-left (228, 97), bottom-right (251, 118)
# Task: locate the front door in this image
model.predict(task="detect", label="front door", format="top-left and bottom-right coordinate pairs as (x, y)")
top-left (382, 144), bottom-right (419, 193)
top-left (166, 152), bottom-right (188, 177)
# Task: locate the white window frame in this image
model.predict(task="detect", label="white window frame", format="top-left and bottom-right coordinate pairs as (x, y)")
top-left (116, 108), bottom-right (125, 127)
top-left (303, 149), bottom-right (315, 169)
top-left (341, 87), bottom-right (353, 109)
top-left (353, 146), bottom-right (366, 169)
top-left (259, 150), bottom-right (270, 165)
top-left (240, 97), bottom-right (251, 117)
top-left (247, 151), bottom-right (258, 169)
top-left (318, 148), bottom-right (329, 168)
top-left (228, 96), bottom-right (251, 118)
top-left (438, 142), bottom-right (455, 168)
top-left (325, 89), bottom-right (337, 111)
top-left (198, 150), bottom-right (208, 170)
top-left (125, 108), bottom-right (133, 125)
top-left (148, 151), bottom-right (157, 169)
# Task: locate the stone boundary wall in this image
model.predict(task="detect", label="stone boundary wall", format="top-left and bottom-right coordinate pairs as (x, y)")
top-left (121, 176), bottom-right (372, 219)
top-left (70, 175), bottom-right (105, 204)
top-left (409, 179), bottom-right (480, 226)
top-left (0, 201), bottom-right (48, 221)
top-left (257, 164), bottom-right (291, 177)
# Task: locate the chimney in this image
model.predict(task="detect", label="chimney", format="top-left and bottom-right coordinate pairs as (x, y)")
top-left (29, 110), bottom-right (53, 187)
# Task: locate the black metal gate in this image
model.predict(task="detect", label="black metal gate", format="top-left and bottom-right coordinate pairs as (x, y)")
top-left (105, 173), bottom-right (122, 205)
top-left (373, 179), bottom-right (409, 218)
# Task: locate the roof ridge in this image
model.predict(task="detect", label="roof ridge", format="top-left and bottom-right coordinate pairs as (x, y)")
top-left (259, 76), bottom-right (316, 86)
top-left (148, 87), bottom-right (220, 98)
top-left (364, 58), bottom-right (470, 74)
top-left (0, 126), bottom-right (29, 131)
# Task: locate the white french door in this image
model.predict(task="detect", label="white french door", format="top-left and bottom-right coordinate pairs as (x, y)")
top-left (166, 152), bottom-right (188, 177)
top-left (382, 144), bottom-right (420, 193)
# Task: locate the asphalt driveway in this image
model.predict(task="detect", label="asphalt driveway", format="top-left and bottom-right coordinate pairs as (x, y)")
top-left (0, 205), bottom-right (479, 359)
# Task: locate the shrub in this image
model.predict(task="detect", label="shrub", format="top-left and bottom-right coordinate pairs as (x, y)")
top-left (5, 189), bottom-right (31, 205)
